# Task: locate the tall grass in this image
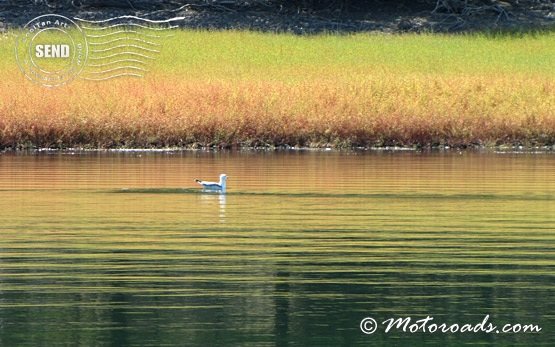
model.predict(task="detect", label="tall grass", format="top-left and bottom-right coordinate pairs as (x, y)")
top-left (0, 30), bottom-right (554, 149)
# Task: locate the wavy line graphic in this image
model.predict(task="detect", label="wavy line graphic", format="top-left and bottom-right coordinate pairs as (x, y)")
top-left (82, 73), bottom-right (144, 81)
top-left (88, 52), bottom-right (156, 60)
top-left (77, 14), bottom-right (175, 81)
top-left (85, 31), bottom-right (169, 39)
top-left (81, 23), bottom-right (178, 31)
top-left (86, 66), bottom-right (149, 75)
top-left (74, 15), bottom-right (184, 24)
top-left (88, 38), bottom-right (161, 46)
top-left (87, 59), bottom-right (148, 67)
top-left (91, 44), bottom-right (160, 53)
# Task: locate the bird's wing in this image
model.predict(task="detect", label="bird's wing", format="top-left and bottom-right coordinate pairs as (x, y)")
top-left (197, 180), bottom-right (220, 187)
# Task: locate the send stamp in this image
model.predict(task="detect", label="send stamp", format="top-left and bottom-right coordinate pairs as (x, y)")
top-left (15, 14), bottom-right (88, 87)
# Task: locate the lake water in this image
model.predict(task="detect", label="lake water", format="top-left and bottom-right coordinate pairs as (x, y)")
top-left (0, 151), bottom-right (553, 346)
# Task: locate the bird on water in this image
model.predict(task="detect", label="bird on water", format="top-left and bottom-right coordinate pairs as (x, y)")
top-left (195, 174), bottom-right (228, 193)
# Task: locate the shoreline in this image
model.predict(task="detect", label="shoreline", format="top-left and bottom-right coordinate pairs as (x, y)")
top-left (1, 144), bottom-right (553, 154)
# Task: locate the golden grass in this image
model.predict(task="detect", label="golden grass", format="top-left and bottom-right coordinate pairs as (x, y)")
top-left (1, 30), bottom-right (554, 149)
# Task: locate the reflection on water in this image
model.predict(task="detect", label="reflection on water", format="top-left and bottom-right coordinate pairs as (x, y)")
top-left (0, 151), bottom-right (553, 346)
top-left (199, 192), bottom-right (227, 223)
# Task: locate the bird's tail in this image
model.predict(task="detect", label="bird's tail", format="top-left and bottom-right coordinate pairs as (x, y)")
top-left (194, 179), bottom-right (201, 183)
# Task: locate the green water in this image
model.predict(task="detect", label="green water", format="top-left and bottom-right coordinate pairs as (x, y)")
top-left (0, 151), bottom-right (553, 346)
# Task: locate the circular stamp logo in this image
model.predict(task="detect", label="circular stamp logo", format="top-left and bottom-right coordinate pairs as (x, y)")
top-left (15, 14), bottom-right (88, 87)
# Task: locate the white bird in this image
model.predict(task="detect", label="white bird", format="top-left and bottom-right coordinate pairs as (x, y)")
top-left (195, 174), bottom-right (228, 193)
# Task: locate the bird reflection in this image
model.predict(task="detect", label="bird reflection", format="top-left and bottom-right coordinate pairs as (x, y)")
top-left (199, 192), bottom-right (226, 223)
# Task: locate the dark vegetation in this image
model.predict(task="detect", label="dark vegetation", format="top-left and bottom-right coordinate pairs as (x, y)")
top-left (1, 0), bottom-right (554, 32)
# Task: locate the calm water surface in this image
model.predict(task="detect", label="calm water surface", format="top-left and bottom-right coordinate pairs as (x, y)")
top-left (0, 151), bottom-right (553, 346)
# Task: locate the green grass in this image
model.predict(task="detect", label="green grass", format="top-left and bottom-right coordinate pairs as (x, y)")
top-left (152, 31), bottom-right (555, 78)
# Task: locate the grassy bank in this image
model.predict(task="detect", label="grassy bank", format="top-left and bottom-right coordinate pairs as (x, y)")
top-left (1, 30), bottom-right (554, 149)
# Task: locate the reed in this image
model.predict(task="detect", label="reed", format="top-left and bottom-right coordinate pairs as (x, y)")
top-left (0, 30), bottom-right (554, 149)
